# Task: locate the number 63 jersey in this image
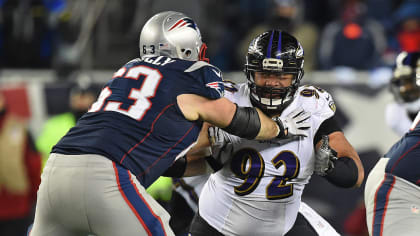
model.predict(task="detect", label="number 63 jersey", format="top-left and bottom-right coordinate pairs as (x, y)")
top-left (52, 57), bottom-right (223, 188)
top-left (199, 83), bottom-right (336, 236)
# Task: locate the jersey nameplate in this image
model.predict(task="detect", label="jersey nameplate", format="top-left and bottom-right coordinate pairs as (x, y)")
top-left (143, 56), bottom-right (175, 66)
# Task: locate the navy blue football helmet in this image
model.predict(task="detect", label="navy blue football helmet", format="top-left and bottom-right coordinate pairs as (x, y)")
top-left (245, 30), bottom-right (304, 112)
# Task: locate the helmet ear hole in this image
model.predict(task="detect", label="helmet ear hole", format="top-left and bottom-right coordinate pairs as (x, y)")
top-left (184, 49), bottom-right (192, 57)
top-left (180, 48), bottom-right (192, 58)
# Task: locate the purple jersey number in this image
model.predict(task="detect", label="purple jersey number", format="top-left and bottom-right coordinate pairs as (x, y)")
top-left (231, 148), bottom-right (300, 200)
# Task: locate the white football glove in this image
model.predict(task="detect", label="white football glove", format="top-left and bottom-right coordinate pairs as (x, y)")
top-left (314, 135), bottom-right (338, 176)
top-left (274, 107), bottom-right (311, 139)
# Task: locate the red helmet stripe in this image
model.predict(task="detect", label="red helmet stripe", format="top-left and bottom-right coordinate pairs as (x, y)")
top-left (169, 19), bottom-right (185, 31)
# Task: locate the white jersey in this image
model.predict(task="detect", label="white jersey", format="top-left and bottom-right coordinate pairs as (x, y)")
top-left (299, 202), bottom-right (340, 236)
top-left (385, 102), bottom-right (412, 136)
top-left (199, 83), bottom-right (336, 236)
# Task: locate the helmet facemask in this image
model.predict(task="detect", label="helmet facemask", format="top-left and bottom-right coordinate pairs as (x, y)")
top-left (248, 71), bottom-right (301, 113)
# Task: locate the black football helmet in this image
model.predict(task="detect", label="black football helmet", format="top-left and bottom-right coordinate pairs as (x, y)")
top-left (390, 51), bottom-right (420, 109)
top-left (245, 30), bottom-right (304, 113)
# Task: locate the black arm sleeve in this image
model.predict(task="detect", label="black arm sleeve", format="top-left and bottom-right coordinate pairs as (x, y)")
top-left (162, 155), bottom-right (187, 178)
top-left (325, 156), bottom-right (358, 188)
top-left (222, 104), bottom-right (261, 139)
top-left (205, 155), bottom-right (223, 172)
top-left (313, 116), bottom-right (342, 146)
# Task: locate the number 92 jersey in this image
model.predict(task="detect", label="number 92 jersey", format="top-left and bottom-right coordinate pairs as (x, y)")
top-left (199, 83), bottom-right (336, 236)
top-left (52, 56), bottom-right (224, 188)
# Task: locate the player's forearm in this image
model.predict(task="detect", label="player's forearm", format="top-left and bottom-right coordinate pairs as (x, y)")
top-left (254, 108), bottom-right (280, 140)
top-left (183, 136), bottom-right (213, 176)
top-left (162, 153), bottom-right (213, 177)
top-left (328, 132), bottom-right (364, 187)
top-left (178, 94), bottom-right (280, 140)
top-left (219, 103), bottom-right (280, 140)
top-left (334, 145), bottom-right (363, 187)
top-left (183, 157), bottom-right (211, 176)
top-left (344, 153), bottom-right (364, 187)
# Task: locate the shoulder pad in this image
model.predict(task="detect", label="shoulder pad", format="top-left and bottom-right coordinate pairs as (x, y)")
top-left (184, 61), bottom-right (219, 73)
top-left (125, 58), bottom-right (142, 66)
top-left (297, 85), bottom-right (336, 114)
top-left (223, 80), bottom-right (238, 93)
top-left (184, 61), bottom-right (223, 82)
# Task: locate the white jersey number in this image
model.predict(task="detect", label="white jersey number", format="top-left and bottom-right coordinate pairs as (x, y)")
top-left (88, 66), bottom-right (162, 120)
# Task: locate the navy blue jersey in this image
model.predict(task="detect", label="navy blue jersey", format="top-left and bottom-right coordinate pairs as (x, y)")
top-left (53, 56), bottom-right (224, 188)
top-left (385, 122), bottom-right (420, 187)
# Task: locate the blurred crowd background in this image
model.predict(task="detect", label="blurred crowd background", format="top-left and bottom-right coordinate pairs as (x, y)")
top-left (0, 0), bottom-right (420, 235)
top-left (1, 0), bottom-right (419, 74)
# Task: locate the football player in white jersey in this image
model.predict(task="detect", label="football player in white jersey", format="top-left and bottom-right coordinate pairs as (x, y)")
top-left (188, 30), bottom-right (364, 236)
top-left (170, 175), bottom-right (341, 236)
top-left (385, 51), bottom-right (420, 136)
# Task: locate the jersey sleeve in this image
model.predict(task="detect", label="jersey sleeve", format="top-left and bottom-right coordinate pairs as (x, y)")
top-left (222, 81), bottom-right (239, 103)
top-left (298, 85), bottom-right (336, 130)
top-left (184, 61), bottom-right (225, 100)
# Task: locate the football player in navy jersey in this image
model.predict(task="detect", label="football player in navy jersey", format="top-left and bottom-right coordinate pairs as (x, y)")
top-left (30, 11), bottom-right (309, 236)
top-left (365, 53), bottom-right (420, 236)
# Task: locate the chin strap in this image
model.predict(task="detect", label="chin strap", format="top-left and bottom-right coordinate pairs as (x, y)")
top-left (199, 43), bottom-right (209, 63)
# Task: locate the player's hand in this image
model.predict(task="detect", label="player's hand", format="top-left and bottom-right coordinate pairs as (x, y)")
top-left (274, 107), bottom-right (311, 139)
top-left (208, 126), bottom-right (235, 165)
top-left (314, 135), bottom-right (338, 176)
top-left (208, 126), bottom-right (228, 148)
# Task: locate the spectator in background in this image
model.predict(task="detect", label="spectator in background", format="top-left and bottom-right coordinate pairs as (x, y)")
top-left (385, 51), bottom-right (420, 136)
top-left (36, 76), bottom-right (97, 165)
top-left (318, 0), bottom-right (387, 70)
top-left (0, 0), bottom-right (105, 71)
top-left (0, 0), bottom-right (54, 68)
top-left (51, 0), bottom-right (105, 78)
top-left (390, 0), bottom-right (420, 53)
top-left (0, 93), bottom-right (42, 236)
top-left (238, 0), bottom-right (319, 71)
top-left (302, 0), bottom-right (340, 31)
